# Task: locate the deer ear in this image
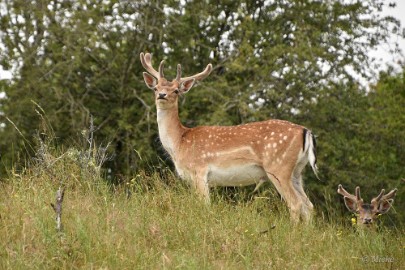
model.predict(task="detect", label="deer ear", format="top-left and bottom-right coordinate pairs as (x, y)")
top-left (377, 199), bottom-right (394, 214)
top-left (143, 72), bottom-right (157, 89)
top-left (343, 197), bottom-right (358, 212)
top-left (179, 78), bottom-right (195, 93)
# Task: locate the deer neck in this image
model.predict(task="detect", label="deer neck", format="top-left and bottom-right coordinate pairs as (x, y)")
top-left (156, 105), bottom-right (186, 159)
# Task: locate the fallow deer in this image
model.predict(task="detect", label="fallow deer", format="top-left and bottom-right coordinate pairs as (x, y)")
top-left (337, 184), bottom-right (397, 227)
top-left (140, 52), bottom-right (319, 222)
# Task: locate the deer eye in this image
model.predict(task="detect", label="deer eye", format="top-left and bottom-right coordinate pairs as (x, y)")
top-left (174, 89), bottom-right (179, 94)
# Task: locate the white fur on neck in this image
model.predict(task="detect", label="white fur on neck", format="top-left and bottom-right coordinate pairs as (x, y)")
top-left (157, 108), bottom-right (177, 157)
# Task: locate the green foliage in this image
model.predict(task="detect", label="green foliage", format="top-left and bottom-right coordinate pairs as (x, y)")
top-left (0, 0), bottom-right (168, 174)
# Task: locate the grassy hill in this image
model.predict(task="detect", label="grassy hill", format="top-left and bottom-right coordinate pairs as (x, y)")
top-left (0, 143), bottom-right (403, 269)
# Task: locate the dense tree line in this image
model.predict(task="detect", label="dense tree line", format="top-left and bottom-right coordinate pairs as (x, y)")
top-left (0, 1), bottom-right (404, 221)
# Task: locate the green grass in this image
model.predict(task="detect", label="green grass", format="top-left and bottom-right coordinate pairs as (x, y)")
top-left (0, 151), bottom-right (404, 269)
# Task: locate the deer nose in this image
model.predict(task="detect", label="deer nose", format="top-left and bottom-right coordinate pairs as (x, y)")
top-left (363, 218), bottom-right (372, 224)
top-left (158, 93), bottom-right (167, 99)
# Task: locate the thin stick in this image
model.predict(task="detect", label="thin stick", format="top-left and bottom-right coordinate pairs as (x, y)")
top-left (51, 186), bottom-right (66, 232)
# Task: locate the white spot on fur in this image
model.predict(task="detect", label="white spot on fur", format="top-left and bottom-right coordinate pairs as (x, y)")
top-left (215, 146), bottom-right (256, 157)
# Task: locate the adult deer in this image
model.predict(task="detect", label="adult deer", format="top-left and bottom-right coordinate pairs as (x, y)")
top-left (337, 185), bottom-right (397, 227)
top-left (140, 52), bottom-right (319, 222)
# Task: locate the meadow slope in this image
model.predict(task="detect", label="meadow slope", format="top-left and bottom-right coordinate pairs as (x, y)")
top-left (0, 157), bottom-right (403, 269)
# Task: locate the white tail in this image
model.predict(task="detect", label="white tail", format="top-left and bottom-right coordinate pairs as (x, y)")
top-left (304, 129), bottom-right (319, 180)
top-left (140, 52), bottom-right (319, 223)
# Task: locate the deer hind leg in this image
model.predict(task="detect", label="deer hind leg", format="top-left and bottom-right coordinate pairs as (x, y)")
top-left (292, 174), bottom-right (313, 223)
top-left (265, 169), bottom-right (304, 223)
top-left (292, 160), bottom-right (314, 223)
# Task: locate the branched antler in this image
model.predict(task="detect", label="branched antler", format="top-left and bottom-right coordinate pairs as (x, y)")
top-left (140, 52), bottom-right (165, 79)
top-left (337, 184), bottom-right (362, 202)
top-left (140, 52), bottom-right (212, 83)
top-left (371, 188), bottom-right (397, 205)
top-left (176, 63), bottom-right (213, 83)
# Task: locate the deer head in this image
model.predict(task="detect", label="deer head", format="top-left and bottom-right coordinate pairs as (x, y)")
top-left (337, 184), bottom-right (397, 227)
top-left (140, 52), bottom-right (212, 110)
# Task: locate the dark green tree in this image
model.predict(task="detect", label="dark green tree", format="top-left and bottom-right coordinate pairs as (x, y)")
top-left (0, 0), bottom-right (168, 175)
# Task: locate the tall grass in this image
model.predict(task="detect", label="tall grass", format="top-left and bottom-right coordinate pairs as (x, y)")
top-left (0, 117), bottom-right (403, 269)
top-left (1, 158), bottom-right (403, 269)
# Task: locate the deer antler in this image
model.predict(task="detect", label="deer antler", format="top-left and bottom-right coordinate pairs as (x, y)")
top-left (383, 189), bottom-right (398, 200)
top-left (371, 188), bottom-right (397, 205)
top-left (355, 186), bottom-right (362, 201)
top-left (337, 185), bottom-right (362, 202)
top-left (176, 63), bottom-right (213, 83)
top-left (370, 189), bottom-right (385, 204)
top-left (140, 52), bottom-right (165, 79)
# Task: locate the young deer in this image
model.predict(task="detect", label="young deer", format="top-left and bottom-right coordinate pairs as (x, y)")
top-left (337, 184), bottom-right (397, 227)
top-left (140, 52), bottom-right (319, 222)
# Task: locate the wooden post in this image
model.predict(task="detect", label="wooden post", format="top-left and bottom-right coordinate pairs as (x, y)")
top-left (51, 186), bottom-right (65, 232)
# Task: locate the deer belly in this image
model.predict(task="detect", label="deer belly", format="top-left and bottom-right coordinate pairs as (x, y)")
top-left (207, 164), bottom-right (267, 187)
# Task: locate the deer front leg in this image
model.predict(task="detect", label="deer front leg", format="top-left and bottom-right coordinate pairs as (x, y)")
top-left (250, 177), bottom-right (268, 195)
top-left (192, 169), bottom-right (211, 204)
